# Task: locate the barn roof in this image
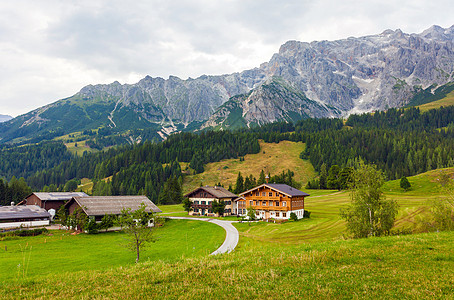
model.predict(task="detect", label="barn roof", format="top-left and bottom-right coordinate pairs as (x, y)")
top-left (67, 196), bottom-right (161, 216)
top-left (184, 186), bottom-right (237, 199)
top-left (239, 183), bottom-right (310, 197)
top-left (0, 205), bottom-right (51, 220)
top-left (27, 192), bottom-right (88, 201)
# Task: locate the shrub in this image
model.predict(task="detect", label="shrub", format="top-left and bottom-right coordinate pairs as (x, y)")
top-left (84, 219), bottom-right (99, 234)
top-left (303, 210), bottom-right (311, 218)
top-left (290, 212), bottom-right (298, 221)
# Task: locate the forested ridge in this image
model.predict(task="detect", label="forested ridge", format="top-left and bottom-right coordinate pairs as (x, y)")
top-left (1, 105), bottom-right (454, 204)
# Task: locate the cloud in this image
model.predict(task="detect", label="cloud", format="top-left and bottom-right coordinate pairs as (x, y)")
top-left (0, 0), bottom-right (452, 116)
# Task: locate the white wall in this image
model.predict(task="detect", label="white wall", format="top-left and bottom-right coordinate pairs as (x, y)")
top-left (0, 220), bottom-right (50, 229)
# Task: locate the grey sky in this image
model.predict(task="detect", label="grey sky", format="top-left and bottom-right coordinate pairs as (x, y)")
top-left (0, 0), bottom-right (452, 117)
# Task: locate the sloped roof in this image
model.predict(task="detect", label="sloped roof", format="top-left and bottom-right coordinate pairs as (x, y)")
top-left (239, 183), bottom-right (310, 197)
top-left (68, 196), bottom-right (161, 216)
top-left (0, 205), bottom-right (51, 220)
top-left (184, 186), bottom-right (237, 199)
top-left (28, 192), bottom-right (88, 201)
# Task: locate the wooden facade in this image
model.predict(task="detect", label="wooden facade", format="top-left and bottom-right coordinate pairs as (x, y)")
top-left (24, 192), bottom-right (88, 211)
top-left (185, 186), bottom-right (237, 217)
top-left (235, 183), bottom-right (309, 220)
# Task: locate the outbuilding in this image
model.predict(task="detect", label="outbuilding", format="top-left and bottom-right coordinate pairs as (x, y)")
top-left (0, 205), bottom-right (51, 229)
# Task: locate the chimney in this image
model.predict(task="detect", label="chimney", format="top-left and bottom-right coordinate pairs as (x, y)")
top-left (265, 175), bottom-right (269, 184)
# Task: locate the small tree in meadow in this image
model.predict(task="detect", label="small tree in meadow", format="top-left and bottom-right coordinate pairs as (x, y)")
top-left (340, 163), bottom-right (399, 238)
top-left (400, 176), bottom-right (411, 191)
top-left (118, 203), bottom-right (155, 263)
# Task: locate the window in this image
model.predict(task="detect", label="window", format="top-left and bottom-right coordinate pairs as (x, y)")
top-left (194, 201), bottom-right (199, 205)
top-left (269, 201), bottom-right (273, 206)
top-left (269, 192), bottom-right (273, 197)
top-left (256, 192), bottom-right (259, 196)
top-left (249, 200), bottom-right (253, 206)
top-left (275, 212), bottom-right (280, 218)
top-left (262, 201), bottom-right (267, 206)
top-left (283, 212), bottom-right (286, 218)
top-left (193, 208), bottom-right (199, 212)
top-left (283, 201), bottom-right (287, 207)
top-left (275, 201), bottom-right (279, 206)
top-left (201, 201), bottom-right (206, 205)
top-left (262, 192), bottom-right (266, 196)
top-left (275, 192), bottom-right (279, 197)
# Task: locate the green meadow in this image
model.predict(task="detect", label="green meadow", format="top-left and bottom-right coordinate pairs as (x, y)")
top-left (0, 219), bottom-right (225, 282)
top-left (1, 168), bottom-right (454, 298)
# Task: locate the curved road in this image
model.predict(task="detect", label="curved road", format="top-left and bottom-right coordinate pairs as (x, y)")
top-left (166, 217), bottom-right (239, 255)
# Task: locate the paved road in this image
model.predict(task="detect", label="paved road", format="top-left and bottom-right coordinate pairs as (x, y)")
top-left (166, 217), bottom-right (239, 255)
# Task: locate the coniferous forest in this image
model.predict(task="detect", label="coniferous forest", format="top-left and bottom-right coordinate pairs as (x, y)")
top-left (1, 105), bottom-right (454, 204)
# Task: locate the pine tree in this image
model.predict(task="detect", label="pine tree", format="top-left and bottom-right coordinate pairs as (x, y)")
top-left (234, 172), bottom-right (244, 194)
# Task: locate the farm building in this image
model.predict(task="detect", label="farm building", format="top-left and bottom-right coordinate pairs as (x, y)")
top-left (0, 205), bottom-right (51, 229)
top-left (65, 195), bottom-right (161, 222)
top-left (185, 186), bottom-right (237, 216)
top-left (234, 183), bottom-right (309, 220)
top-left (23, 192), bottom-right (88, 211)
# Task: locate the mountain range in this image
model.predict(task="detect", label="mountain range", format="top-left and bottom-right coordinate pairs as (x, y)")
top-left (0, 114), bottom-right (12, 123)
top-left (1, 25), bottom-right (453, 144)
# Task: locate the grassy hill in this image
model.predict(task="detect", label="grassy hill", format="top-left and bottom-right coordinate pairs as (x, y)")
top-left (182, 140), bottom-right (315, 193)
top-left (416, 90), bottom-right (454, 112)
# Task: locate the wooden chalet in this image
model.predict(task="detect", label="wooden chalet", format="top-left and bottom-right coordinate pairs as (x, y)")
top-left (65, 195), bottom-right (161, 222)
top-left (24, 192), bottom-right (88, 211)
top-left (0, 205), bottom-right (51, 229)
top-left (235, 183), bottom-right (309, 220)
top-left (184, 186), bottom-right (237, 216)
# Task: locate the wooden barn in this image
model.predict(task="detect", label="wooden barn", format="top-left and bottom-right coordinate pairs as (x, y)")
top-left (23, 192), bottom-right (88, 211)
top-left (65, 195), bottom-right (161, 221)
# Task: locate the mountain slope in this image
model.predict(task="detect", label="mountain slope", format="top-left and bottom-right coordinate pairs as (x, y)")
top-left (0, 114), bottom-right (12, 123)
top-left (1, 25), bottom-right (454, 144)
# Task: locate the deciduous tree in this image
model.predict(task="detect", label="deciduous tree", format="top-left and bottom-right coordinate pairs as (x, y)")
top-left (340, 163), bottom-right (399, 238)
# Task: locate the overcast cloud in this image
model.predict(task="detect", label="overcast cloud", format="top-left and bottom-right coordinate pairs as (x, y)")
top-left (0, 0), bottom-right (453, 117)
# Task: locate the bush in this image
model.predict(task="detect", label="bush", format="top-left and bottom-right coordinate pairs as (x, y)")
top-left (290, 212), bottom-right (298, 221)
top-left (0, 228), bottom-right (48, 237)
top-left (303, 210), bottom-right (311, 218)
top-left (84, 219), bottom-right (99, 234)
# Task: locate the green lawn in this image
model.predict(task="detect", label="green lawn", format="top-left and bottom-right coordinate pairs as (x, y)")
top-left (1, 231), bottom-right (453, 299)
top-left (0, 219), bottom-right (225, 282)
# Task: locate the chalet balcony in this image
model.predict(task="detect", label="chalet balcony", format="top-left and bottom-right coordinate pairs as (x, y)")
top-left (248, 205), bottom-right (289, 211)
top-left (191, 204), bottom-right (211, 209)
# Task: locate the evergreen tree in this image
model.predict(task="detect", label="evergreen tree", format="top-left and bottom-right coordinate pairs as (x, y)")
top-left (327, 165), bottom-right (341, 190)
top-left (258, 170), bottom-right (266, 185)
top-left (234, 172), bottom-right (244, 194)
top-left (400, 176), bottom-right (411, 191)
top-left (319, 163), bottom-right (328, 189)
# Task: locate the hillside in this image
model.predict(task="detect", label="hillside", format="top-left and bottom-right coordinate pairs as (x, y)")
top-left (182, 140), bottom-right (315, 193)
top-left (417, 90), bottom-right (454, 112)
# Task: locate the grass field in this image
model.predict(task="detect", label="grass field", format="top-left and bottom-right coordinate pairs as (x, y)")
top-left (182, 140), bottom-right (315, 194)
top-left (1, 231), bottom-right (452, 299)
top-left (0, 219), bottom-right (225, 282)
top-left (234, 168), bottom-right (454, 246)
top-left (416, 90), bottom-right (454, 112)
top-left (1, 168), bottom-right (454, 298)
